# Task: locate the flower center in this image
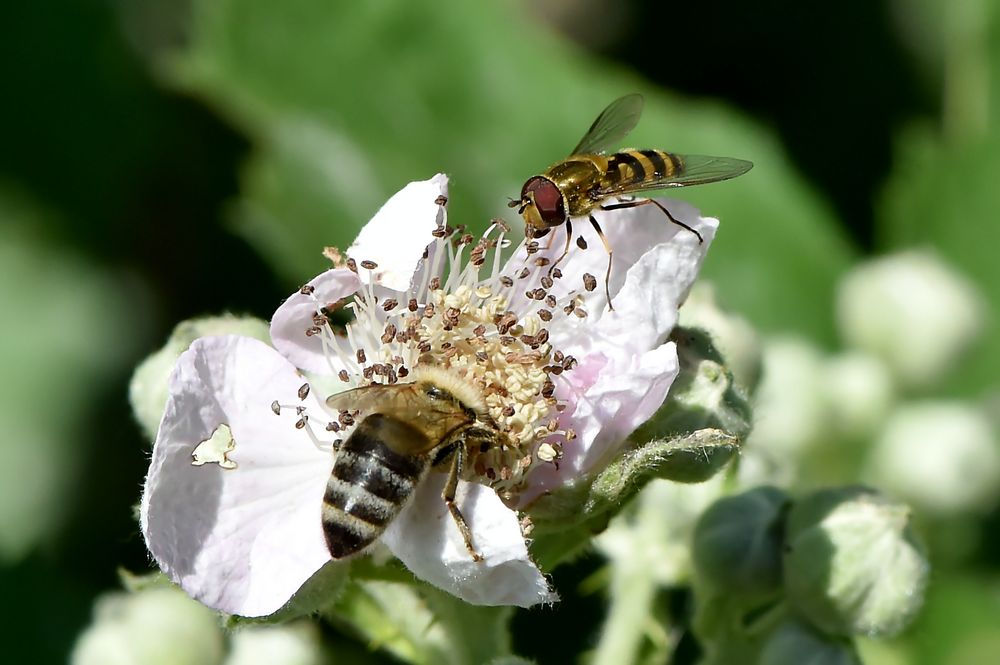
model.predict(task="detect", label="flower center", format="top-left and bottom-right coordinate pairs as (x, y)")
top-left (289, 221), bottom-right (586, 499)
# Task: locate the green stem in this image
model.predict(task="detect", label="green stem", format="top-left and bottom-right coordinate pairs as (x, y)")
top-left (592, 559), bottom-right (661, 665)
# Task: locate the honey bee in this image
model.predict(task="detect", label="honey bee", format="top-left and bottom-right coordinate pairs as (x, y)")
top-left (510, 93), bottom-right (753, 307)
top-left (321, 366), bottom-right (500, 562)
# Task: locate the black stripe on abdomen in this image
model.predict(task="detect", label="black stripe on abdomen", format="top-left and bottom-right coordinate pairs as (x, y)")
top-left (640, 150), bottom-right (669, 177)
top-left (608, 152), bottom-right (647, 186)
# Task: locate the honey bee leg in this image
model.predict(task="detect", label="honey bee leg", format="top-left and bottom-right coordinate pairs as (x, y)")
top-left (601, 199), bottom-right (704, 243)
top-left (441, 444), bottom-right (484, 562)
top-left (588, 214), bottom-right (615, 311)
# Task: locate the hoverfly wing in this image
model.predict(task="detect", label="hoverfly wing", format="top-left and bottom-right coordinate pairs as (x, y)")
top-left (595, 153), bottom-right (753, 198)
top-left (570, 93), bottom-right (645, 156)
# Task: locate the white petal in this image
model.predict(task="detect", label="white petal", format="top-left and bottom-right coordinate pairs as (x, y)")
top-left (348, 174), bottom-right (448, 292)
top-left (521, 341), bottom-right (679, 504)
top-left (270, 268), bottom-right (359, 375)
top-left (591, 200), bottom-right (716, 347)
top-left (382, 475), bottom-right (554, 607)
top-left (141, 336), bottom-right (333, 617)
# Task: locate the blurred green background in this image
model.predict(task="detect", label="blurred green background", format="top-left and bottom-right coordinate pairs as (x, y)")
top-left (2, 0), bottom-right (997, 663)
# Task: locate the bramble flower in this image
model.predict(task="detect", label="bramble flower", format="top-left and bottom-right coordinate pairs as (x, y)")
top-left (141, 174), bottom-right (717, 617)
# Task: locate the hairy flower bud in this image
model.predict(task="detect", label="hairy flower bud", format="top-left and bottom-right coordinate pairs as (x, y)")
top-left (836, 251), bottom-right (983, 389)
top-left (867, 402), bottom-right (1000, 515)
top-left (679, 282), bottom-right (762, 390)
top-left (783, 486), bottom-right (929, 637)
top-left (759, 618), bottom-right (862, 665)
top-left (692, 486), bottom-right (788, 597)
top-left (71, 587), bottom-right (223, 665)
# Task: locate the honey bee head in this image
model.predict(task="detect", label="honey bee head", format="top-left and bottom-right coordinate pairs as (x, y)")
top-left (511, 176), bottom-right (566, 233)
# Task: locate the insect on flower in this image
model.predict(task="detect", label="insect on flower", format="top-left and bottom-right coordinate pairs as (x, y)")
top-left (509, 93), bottom-right (752, 308)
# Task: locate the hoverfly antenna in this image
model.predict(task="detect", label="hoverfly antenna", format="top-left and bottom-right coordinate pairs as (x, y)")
top-left (507, 198), bottom-right (521, 209)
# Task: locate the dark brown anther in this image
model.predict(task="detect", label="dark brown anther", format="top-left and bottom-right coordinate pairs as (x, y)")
top-left (298, 383), bottom-right (310, 400)
top-left (460, 233), bottom-right (474, 246)
top-left (540, 275), bottom-right (554, 289)
top-left (583, 273), bottom-right (597, 292)
top-left (441, 341), bottom-right (453, 350)
top-left (553, 350), bottom-right (565, 363)
top-left (299, 284), bottom-right (316, 296)
top-left (356, 349), bottom-right (367, 364)
top-left (398, 366), bottom-right (409, 378)
top-left (346, 258), bottom-right (358, 273)
top-left (500, 276), bottom-right (514, 287)
top-left (547, 419), bottom-right (559, 432)
top-left (473, 324), bottom-right (487, 337)
top-left (551, 267), bottom-right (563, 279)
top-left (338, 369), bottom-right (350, 382)
top-left (502, 405), bottom-right (516, 417)
top-left (305, 327), bottom-right (321, 337)
top-left (360, 259), bottom-right (378, 270)
top-left (418, 341), bottom-right (432, 353)
top-left (435, 194), bottom-right (448, 206)
top-left (339, 410), bottom-right (356, 427)
top-left (541, 380), bottom-right (555, 398)
top-left (517, 268), bottom-right (530, 280)
top-left (565, 428), bottom-right (578, 441)
top-left (496, 311), bottom-right (518, 334)
top-left (382, 298), bottom-right (398, 311)
top-left (423, 303), bottom-right (436, 318)
top-left (270, 401), bottom-right (281, 415)
top-left (563, 355), bottom-right (578, 370)
top-left (326, 421), bottom-right (341, 432)
top-left (387, 367), bottom-right (398, 384)
top-left (538, 308), bottom-right (553, 322)
top-left (408, 298), bottom-right (418, 311)
top-left (576, 237), bottom-right (588, 250)
top-left (372, 363), bottom-right (386, 376)
top-left (432, 226), bottom-right (447, 238)
top-left (534, 257), bottom-right (551, 267)
top-left (295, 417), bottom-right (307, 430)
top-left (527, 288), bottom-right (546, 300)
top-left (504, 352), bottom-right (518, 363)
top-left (476, 351), bottom-right (489, 362)
top-left (445, 307), bottom-right (461, 325)
top-left (493, 218), bottom-right (511, 233)
top-left (526, 241), bottom-right (540, 254)
top-left (574, 308), bottom-right (588, 319)
top-left (396, 331), bottom-right (407, 343)
top-left (535, 329), bottom-right (549, 345)
top-left (520, 333), bottom-right (536, 346)
top-left (500, 335), bottom-right (516, 346)
top-left (381, 323), bottom-right (397, 344)
top-left (544, 294), bottom-right (557, 308)
top-left (428, 277), bottom-right (441, 291)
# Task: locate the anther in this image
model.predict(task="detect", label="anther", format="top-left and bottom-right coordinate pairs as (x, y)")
top-left (382, 298), bottom-right (398, 311)
top-left (270, 401), bottom-right (281, 415)
top-left (544, 294), bottom-right (557, 308)
top-left (408, 298), bottom-right (418, 312)
top-left (381, 323), bottom-right (397, 344)
top-left (428, 277), bottom-right (441, 291)
top-left (435, 195), bottom-right (448, 206)
top-left (299, 284), bottom-right (315, 295)
top-left (298, 383), bottom-right (310, 400)
top-left (538, 309), bottom-right (553, 322)
top-left (576, 237), bottom-right (588, 250)
top-left (338, 369), bottom-right (350, 382)
top-left (583, 273), bottom-right (597, 292)
top-left (360, 259), bottom-right (377, 270)
top-left (295, 417), bottom-right (307, 429)
top-left (356, 349), bottom-right (367, 364)
top-left (346, 258), bottom-right (358, 273)
top-left (500, 276), bottom-right (514, 287)
top-left (540, 275), bottom-right (554, 289)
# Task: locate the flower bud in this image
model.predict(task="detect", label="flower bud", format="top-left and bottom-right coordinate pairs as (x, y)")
top-left (692, 486), bottom-right (789, 597)
top-left (759, 618), bottom-right (862, 665)
top-left (867, 402), bottom-right (1000, 515)
top-left (130, 315), bottom-right (271, 438)
top-left (679, 282), bottom-right (763, 390)
top-left (784, 486), bottom-right (929, 637)
top-left (638, 326), bottom-right (753, 440)
top-left (836, 251), bottom-right (984, 389)
top-left (823, 351), bottom-right (895, 442)
top-left (224, 623), bottom-right (323, 665)
top-left (71, 587), bottom-right (224, 665)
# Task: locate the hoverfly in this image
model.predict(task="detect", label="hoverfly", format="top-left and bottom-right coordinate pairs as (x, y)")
top-left (321, 366), bottom-right (501, 562)
top-left (509, 93), bottom-right (752, 308)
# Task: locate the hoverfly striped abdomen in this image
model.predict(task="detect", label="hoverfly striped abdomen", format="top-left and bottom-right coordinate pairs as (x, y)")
top-left (322, 413), bottom-right (428, 558)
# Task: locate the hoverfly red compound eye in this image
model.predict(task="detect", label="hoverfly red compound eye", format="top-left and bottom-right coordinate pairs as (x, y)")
top-left (521, 176), bottom-right (566, 228)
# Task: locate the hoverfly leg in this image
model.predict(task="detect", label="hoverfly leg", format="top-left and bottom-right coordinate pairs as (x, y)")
top-left (600, 199), bottom-right (704, 243)
top-left (549, 218), bottom-right (574, 274)
top-left (441, 441), bottom-right (484, 562)
top-left (588, 214), bottom-right (615, 311)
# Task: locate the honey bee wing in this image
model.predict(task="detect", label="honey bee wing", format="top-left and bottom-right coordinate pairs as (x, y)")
top-left (570, 93), bottom-right (645, 156)
top-left (325, 383), bottom-right (413, 416)
top-left (594, 154), bottom-right (753, 197)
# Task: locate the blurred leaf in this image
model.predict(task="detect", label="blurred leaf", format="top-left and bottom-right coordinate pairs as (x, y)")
top-left (0, 185), bottom-right (147, 561)
top-left (162, 0), bottom-right (852, 343)
top-left (879, 0), bottom-right (1000, 394)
